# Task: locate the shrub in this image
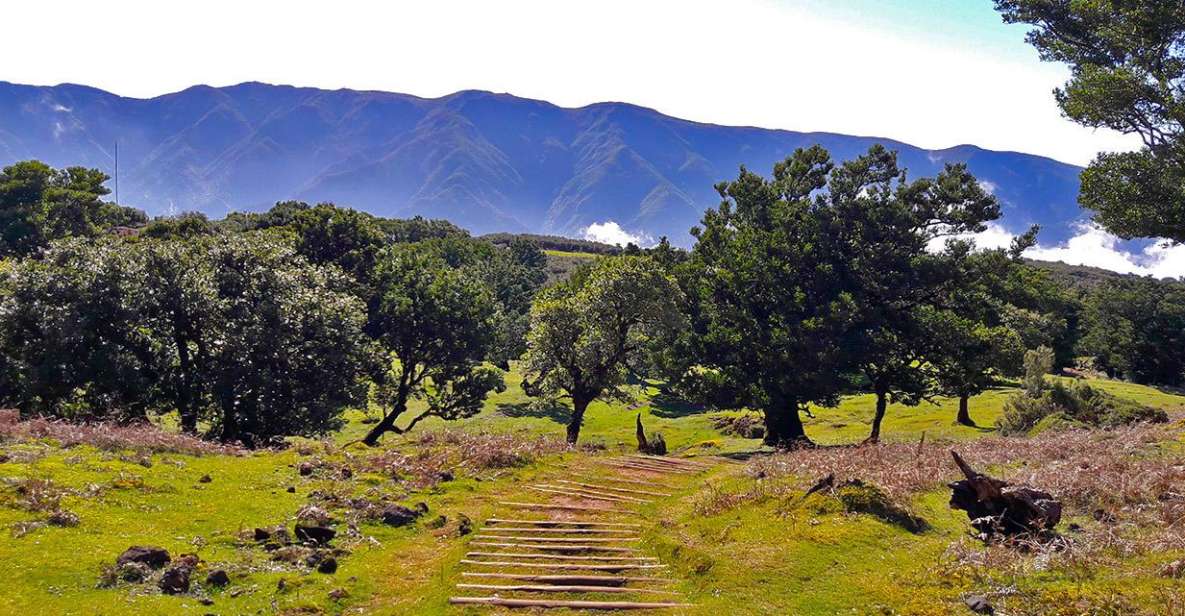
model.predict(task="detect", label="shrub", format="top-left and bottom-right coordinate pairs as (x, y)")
top-left (999, 379), bottom-right (1167, 435)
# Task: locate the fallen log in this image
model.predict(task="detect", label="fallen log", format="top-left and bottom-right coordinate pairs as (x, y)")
top-left (948, 450), bottom-right (1062, 541)
top-left (448, 596), bottom-right (693, 609)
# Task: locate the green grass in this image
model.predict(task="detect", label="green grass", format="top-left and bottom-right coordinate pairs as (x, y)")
top-left (2, 374), bottom-right (1183, 615)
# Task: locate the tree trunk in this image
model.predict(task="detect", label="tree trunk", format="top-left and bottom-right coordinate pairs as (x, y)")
top-left (363, 402), bottom-right (404, 446)
top-left (762, 398), bottom-right (810, 448)
top-left (956, 393), bottom-right (974, 426)
top-left (566, 396), bottom-right (591, 445)
top-left (866, 390), bottom-right (888, 443)
top-left (174, 330), bottom-right (197, 434)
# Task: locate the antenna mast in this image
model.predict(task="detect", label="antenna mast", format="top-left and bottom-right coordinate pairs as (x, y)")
top-left (114, 140), bottom-right (120, 203)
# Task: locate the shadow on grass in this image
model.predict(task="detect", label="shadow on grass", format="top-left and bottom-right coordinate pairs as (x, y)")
top-left (650, 391), bottom-right (712, 419)
top-left (496, 402), bottom-right (571, 425)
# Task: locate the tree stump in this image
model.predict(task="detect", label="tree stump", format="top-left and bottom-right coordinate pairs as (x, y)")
top-left (948, 450), bottom-right (1062, 541)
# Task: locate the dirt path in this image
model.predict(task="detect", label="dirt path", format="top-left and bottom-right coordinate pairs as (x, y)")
top-left (447, 454), bottom-right (722, 612)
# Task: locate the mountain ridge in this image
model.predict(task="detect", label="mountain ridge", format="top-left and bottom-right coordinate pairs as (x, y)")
top-left (0, 80), bottom-right (1085, 243)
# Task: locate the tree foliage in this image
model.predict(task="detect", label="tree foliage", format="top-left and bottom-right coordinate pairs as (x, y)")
top-left (996, 0), bottom-right (1185, 241)
top-left (522, 255), bottom-right (684, 444)
top-left (0, 161), bottom-right (146, 257)
top-left (1079, 277), bottom-right (1185, 386)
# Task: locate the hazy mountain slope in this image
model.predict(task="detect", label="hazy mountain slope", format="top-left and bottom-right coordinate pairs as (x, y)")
top-left (0, 81), bottom-right (1085, 242)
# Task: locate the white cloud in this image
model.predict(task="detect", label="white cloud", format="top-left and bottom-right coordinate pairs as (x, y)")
top-left (978, 180), bottom-right (997, 195)
top-left (927, 222), bottom-right (1016, 252)
top-left (50, 103), bottom-right (72, 112)
top-left (581, 221), bottom-right (651, 247)
top-left (936, 222), bottom-right (1185, 279)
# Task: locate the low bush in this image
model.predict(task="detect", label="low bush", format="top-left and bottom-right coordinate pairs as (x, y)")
top-left (0, 417), bottom-right (243, 456)
top-left (999, 379), bottom-right (1167, 435)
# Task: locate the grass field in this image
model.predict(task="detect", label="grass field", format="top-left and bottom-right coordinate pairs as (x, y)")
top-left (2, 372), bottom-right (1183, 615)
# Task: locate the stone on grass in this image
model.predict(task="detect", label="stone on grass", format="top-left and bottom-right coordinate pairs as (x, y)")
top-left (117, 562), bottom-right (152, 583)
top-left (964, 594), bottom-right (993, 614)
top-left (158, 565), bottom-right (191, 594)
top-left (294, 524), bottom-right (336, 546)
top-left (317, 557), bottom-right (338, 574)
top-left (206, 569), bottom-right (230, 587)
top-left (379, 505), bottom-right (423, 527)
top-left (198, 474), bottom-right (212, 483)
top-left (116, 546), bottom-right (171, 570)
top-left (47, 509), bottom-right (80, 527)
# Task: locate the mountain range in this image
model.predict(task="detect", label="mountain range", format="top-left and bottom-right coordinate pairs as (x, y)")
top-left (0, 80), bottom-right (1086, 244)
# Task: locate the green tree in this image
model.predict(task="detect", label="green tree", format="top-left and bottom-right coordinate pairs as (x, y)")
top-left (0, 161), bottom-right (146, 257)
top-left (996, 1), bottom-right (1185, 241)
top-left (927, 309), bottom-right (1025, 427)
top-left (1079, 277), bottom-right (1185, 386)
top-left (522, 255), bottom-right (684, 444)
top-left (362, 244), bottom-right (504, 446)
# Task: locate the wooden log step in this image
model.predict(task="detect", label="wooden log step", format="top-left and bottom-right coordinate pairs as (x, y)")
top-left (603, 462), bottom-right (695, 475)
top-left (499, 502), bottom-right (625, 514)
top-left (486, 518), bottom-right (641, 528)
top-left (556, 480), bottom-right (672, 498)
top-left (590, 477), bottom-right (676, 490)
top-left (461, 572), bottom-right (674, 586)
top-left (537, 484), bottom-right (651, 503)
top-left (475, 527), bottom-right (638, 535)
top-left (456, 583), bottom-right (679, 596)
top-left (474, 535), bottom-right (639, 543)
top-left (448, 596), bottom-right (692, 609)
top-left (527, 486), bottom-right (634, 503)
top-left (470, 541), bottom-right (639, 553)
top-left (628, 455), bottom-right (711, 469)
top-left (611, 459), bottom-right (699, 473)
top-left (458, 560), bottom-right (666, 571)
top-left (467, 552), bottom-right (658, 562)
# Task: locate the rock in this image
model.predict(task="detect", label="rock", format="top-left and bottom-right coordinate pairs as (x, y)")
top-left (117, 562), bottom-right (152, 583)
top-left (329, 588), bottom-right (349, 600)
top-left (286, 486), bottom-right (296, 493)
top-left (1162, 560), bottom-right (1185, 579)
top-left (206, 569), bottom-right (230, 587)
top-left (379, 505), bottom-right (422, 527)
top-left (199, 597), bottom-right (214, 606)
top-left (296, 504), bottom-right (333, 525)
top-left (253, 527), bottom-right (273, 542)
top-left (159, 565), bottom-right (191, 594)
top-left (425, 515), bottom-right (447, 529)
top-left (198, 474), bottom-right (212, 483)
top-left (176, 553), bottom-right (200, 568)
top-left (294, 524), bottom-right (336, 546)
top-left (271, 546), bottom-right (313, 565)
top-left (298, 462), bottom-right (316, 476)
top-left (116, 546), bottom-right (171, 570)
top-left (339, 467), bottom-right (353, 479)
top-left (316, 557), bottom-right (338, 574)
top-left (0, 453), bottom-right (10, 464)
top-left (47, 509), bottom-right (80, 527)
top-left (413, 502), bottom-right (429, 515)
top-left (964, 594), bottom-right (993, 614)
top-left (437, 470), bottom-right (455, 482)
top-left (456, 513), bottom-right (473, 537)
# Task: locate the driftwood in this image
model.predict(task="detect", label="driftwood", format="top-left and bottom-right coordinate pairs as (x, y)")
top-left (948, 450), bottom-right (1062, 541)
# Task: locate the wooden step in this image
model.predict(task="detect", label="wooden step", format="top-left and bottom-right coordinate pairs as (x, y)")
top-left (475, 527), bottom-right (638, 535)
top-left (591, 477), bottom-right (676, 491)
top-left (499, 501), bottom-right (625, 514)
top-left (449, 596), bottom-right (692, 609)
top-left (627, 455), bottom-right (710, 470)
top-left (486, 518), bottom-right (641, 528)
top-left (527, 486), bottom-right (635, 503)
top-left (461, 572), bottom-right (674, 586)
top-left (474, 535), bottom-right (639, 543)
top-left (603, 461), bottom-right (697, 475)
top-left (556, 480), bottom-right (672, 498)
top-left (459, 560), bottom-right (666, 571)
top-left (467, 552), bottom-right (658, 562)
top-left (534, 484), bottom-right (651, 503)
top-left (471, 541), bottom-right (639, 553)
top-left (456, 583), bottom-right (678, 595)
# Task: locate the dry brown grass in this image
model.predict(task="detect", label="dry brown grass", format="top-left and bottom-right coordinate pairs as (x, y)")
top-left (357, 430), bottom-right (571, 488)
top-left (0, 417), bottom-right (242, 456)
top-left (743, 416), bottom-right (1185, 561)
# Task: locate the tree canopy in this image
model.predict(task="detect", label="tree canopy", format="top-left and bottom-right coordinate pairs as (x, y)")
top-left (996, 0), bottom-right (1185, 241)
top-left (522, 255), bottom-right (684, 444)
